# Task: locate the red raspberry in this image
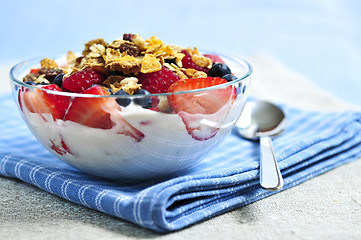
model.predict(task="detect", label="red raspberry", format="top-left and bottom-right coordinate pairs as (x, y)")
top-left (203, 54), bottom-right (225, 63)
top-left (62, 69), bottom-right (105, 93)
top-left (137, 67), bottom-right (180, 93)
top-left (181, 50), bottom-right (209, 73)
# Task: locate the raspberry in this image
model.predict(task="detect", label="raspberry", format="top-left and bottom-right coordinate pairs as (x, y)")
top-left (181, 50), bottom-right (209, 73)
top-left (137, 67), bottom-right (180, 93)
top-left (62, 69), bottom-right (105, 93)
top-left (203, 54), bottom-right (225, 63)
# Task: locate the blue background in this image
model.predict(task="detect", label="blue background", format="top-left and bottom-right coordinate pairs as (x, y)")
top-left (1, 0), bottom-right (360, 105)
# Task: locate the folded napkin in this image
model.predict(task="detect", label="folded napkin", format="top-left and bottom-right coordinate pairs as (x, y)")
top-left (1, 92), bottom-right (361, 232)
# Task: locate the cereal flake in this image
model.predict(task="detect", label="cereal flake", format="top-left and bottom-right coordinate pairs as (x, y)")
top-left (40, 58), bottom-right (58, 69)
top-left (140, 54), bottom-right (162, 73)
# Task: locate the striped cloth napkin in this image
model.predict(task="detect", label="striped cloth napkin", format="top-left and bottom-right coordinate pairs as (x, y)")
top-left (1, 92), bottom-right (361, 232)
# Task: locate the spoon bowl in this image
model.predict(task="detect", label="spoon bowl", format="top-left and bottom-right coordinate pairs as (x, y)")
top-left (236, 100), bottom-right (286, 190)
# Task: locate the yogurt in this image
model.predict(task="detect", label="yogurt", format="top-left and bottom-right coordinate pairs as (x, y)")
top-left (20, 92), bottom-right (247, 180)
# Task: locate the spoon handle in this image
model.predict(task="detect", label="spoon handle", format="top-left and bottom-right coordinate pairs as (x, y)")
top-left (259, 136), bottom-right (284, 191)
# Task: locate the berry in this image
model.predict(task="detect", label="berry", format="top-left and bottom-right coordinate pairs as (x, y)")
top-left (90, 84), bottom-right (112, 94)
top-left (30, 68), bottom-right (40, 74)
top-left (20, 84), bottom-right (69, 120)
top-left (108, 71), bottom-right (123, 77)
top-left (53, 73), bottom-right (64, 88)
top-left (65, 85), bottom-right (114, 129)
top-left (137, 66), bottom-right (180, 94)
top-left (181, 50), bottom-right (209, 73)
top-left (39, 68), bottom-right (64, 82)
top-left (222, 74), bottom-right (237, 82)
top-left (115, 90), bottom-right (131, 107)
top-left (62, 69), bottom-right (105, 93)
top-left (164, 58), bottom-right (177, 65)
top-left (24, 81), bottom-right (37, 86)
top-left (41, 84), bottom-right (71, 118)
top-left (64, 85), bottom-right (144, 142)
top-left (168, 77), bottom-right (234, 114)
top-left (133, 89), bottom-right (152, 108)
top-left (167, 77), bottom-right (236, 140)
top-left (203, 54), bottom-right (225, 63)
top-left (178, 111), bottom-right (219, 141)
top-left (208, 63), bottom-right (231, 78)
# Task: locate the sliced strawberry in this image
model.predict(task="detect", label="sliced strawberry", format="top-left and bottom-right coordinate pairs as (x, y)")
top-left (20, 85), bottom-right (65, 120)
top-left (64, 85), bottom-right (114, 129)
top-left (203, 54), bottom-right (225, 63)
top-left (167, 77), bottom-right (235, 114)
top-left (30, 68), bottom-right (40, 74)
top-left (41, 84), bottom-right (70, 118)
top-left (178, 111), bottom-right (219, 141)
top-left (64, 85), bottom-right (144, 141)
top-left (167, 77), bottom-right (236, 141)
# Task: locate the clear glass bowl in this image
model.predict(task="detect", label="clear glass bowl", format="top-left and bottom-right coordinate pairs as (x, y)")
top-left (9, 53), bottom-right (252, 180)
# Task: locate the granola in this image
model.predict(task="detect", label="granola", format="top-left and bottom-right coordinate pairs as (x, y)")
top-left (22, 33), bottom-right (220, 95)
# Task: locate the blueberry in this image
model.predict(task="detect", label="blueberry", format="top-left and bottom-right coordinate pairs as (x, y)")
top-left (222, 74), bottom-right (238, 82)
top-left (37, 81), bottom-right (50, 86)
top-left (108, 71), bottom-right (123, 77)
top-left (24, 81), bottom-right (36, 86)
top-left (164, 58), bottom-right (177, 65)
top-left (208, 63), bottom-right (232, 78)
top-left (115, 90), bottom-right (131, 107)
top-left (134, 89), bottom-right (152, 108)
top-left (53, 73), bottom-right (64, 88)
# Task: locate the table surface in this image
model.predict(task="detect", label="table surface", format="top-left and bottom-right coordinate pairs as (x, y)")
top-left (1, 1), bottom-right (361, 239)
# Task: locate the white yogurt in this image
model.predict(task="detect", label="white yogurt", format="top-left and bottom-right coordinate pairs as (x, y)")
top-left (20, 93), bottom-right (247, 180)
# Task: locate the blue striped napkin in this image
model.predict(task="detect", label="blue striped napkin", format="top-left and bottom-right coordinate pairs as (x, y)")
top-left (1, 92), bottom-right (361, 232)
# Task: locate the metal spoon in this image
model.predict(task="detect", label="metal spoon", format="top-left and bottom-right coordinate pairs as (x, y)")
top-left (236, 100), bottom-right (286, 191)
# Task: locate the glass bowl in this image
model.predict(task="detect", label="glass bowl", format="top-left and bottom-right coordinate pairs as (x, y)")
top-left (9, 53), bottom-right (252, 181)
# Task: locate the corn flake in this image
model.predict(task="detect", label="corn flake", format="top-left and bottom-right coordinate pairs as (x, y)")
top-left (140, 54), bottom-right (162, 73)
top-left (105, 52), bottom-right (141, 75)
top-left (66, 51), bottom-right (77, 64)
top-left (40, 58), bottom-right (58, 68)
top-left (144, 36), bottom-right (163, 54)
top-left (164, 63), bottom-right (187, 80)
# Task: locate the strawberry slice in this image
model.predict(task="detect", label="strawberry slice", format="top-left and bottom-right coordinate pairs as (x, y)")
top-left (64, 85), bottom-right (144, 141)
top-left (20, 84), bottom-right (68, 120)
top-left (64, 85), bottom-right (115, 129)
top-left (30, 68), bottom-right (40, 74)
top-left (167, 77), bottom-right (235, 114)
top-left (167, 77), bottom-right (236, 140)
top-left (178, 111), bottom-right (219, 140)
top-left (41, 84), bottom-right (70, 118)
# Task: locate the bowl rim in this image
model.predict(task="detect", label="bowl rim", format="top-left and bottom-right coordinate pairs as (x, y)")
top-left (9, 52), bottom-right (252, 98)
